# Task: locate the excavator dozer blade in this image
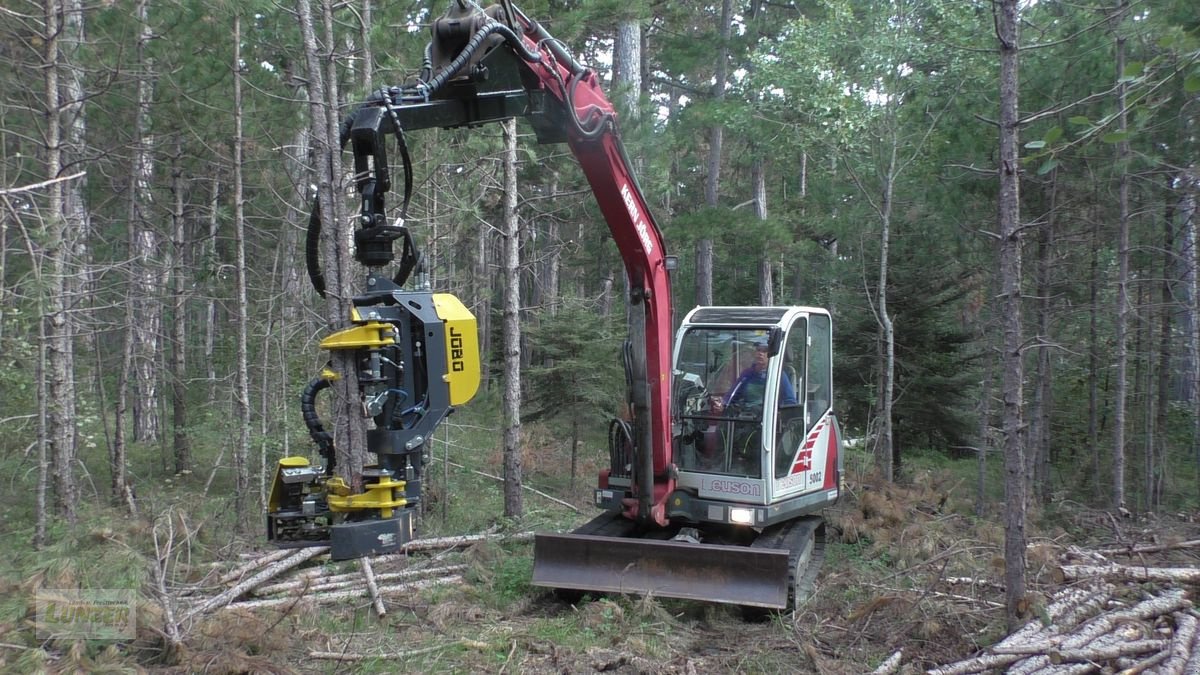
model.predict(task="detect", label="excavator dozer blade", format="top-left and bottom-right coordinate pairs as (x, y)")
top-left (532, 532), bottom-right (792, 608)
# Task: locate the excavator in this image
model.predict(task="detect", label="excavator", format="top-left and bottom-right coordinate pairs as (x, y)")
top-left (266, 0), bottom-right (842, 611)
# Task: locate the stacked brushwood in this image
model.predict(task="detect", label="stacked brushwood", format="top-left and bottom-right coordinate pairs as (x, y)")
top-left (925, 584), bottom-right (1197, 674)
top-left (181, 532), bottom-right (531, 621)
top-left (922, 539), bottom-right (1200, 675)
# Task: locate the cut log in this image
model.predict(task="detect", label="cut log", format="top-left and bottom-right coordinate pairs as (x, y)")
top-left (308, 639), bottom-right (488, 661)
top-left (1057, 563), bottom-right (1200, 584)
top-left (182, 546), bottom-right (329, 622)
top-left (215, 548), bottom-right (293, 585)
top-left (368, 531), bottom-right (534, 564)
top-left (928, 586), bottom-right (1183, 675)
top-left (1094, 539), bottom-right (1200, 556)
top-left (869, 650), bottom-right (902, 675)
top-left (1159, 611), bottom-right (1198, 675)
top-left (253, 564), bottom-right (468, 597)
top-left (1114, 649), bottom-right (1169, 675)
top-left (223, 575), bottom-right (462, 610)
top-left (1047, 638), bottom-right (1166, 663)
top-left (361, 558), bottom-right (385, 618)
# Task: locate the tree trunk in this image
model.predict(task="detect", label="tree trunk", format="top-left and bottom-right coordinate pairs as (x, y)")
top-left (753, 157), bottom-right (773, 306)
top-left (1029, 171), bottom-right (1057, 506)
top-left (613, 18), bottom-right (641, 118)
top-left (1088, 207), bottom-right (1101, 498)
top-left (600, 271), bottom-right (614, 317)
top-left (877, 142), bottom-right (897, 483)
top-left (43, 0), bottom-right (83, 525)
top-left (359, 0), bottom-right (372, 92)
top-left (977, 346), bottom-right (994, 517)
top-left (170, 145), bottom-right (190, 475)
top-left (545, 175), bottom-right (560, 317)
top-left (1188, 178), bottom-right (1200, 504)
top-left (205, 178), bottom-right (220, 404)
top-left (475, 211), bottom-right (492, 390)
top-left (130, 0), bottom-right (161, 445)
top-left (1153, 192), bottom-right (1174, 512)
top-left (996, 0), bottom-right (1028, 632)
top-left (501, 118), bottom-right (523, 518)
top-left (696, 0), bottom-right (732, 307)
top-left (299, 0), bottom-right (366, 487)
top-left (1111, 0), bottom-right (1130, 511)
top-left (232, 14), bottom-right (252, 529)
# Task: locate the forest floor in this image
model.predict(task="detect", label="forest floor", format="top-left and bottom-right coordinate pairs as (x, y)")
top-left (2, 423), bottom-right (1198, 674)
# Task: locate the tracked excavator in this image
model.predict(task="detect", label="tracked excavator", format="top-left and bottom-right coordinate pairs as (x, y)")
top-left (266, 0), bottom-right (842, 610)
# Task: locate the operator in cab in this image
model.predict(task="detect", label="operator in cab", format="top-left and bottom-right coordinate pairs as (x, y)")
top-left (710, 340), bottom-right (797, 416)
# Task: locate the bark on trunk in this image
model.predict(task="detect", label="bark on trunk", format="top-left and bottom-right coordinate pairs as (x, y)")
top-left (359, 0), bottom-right (372, 91)
top-left (1153, 190), bottom-right (1174, 511)
top-left (501, 119), bottom-right (523, 518)
top-left (205, 178), bottom-right (220, 404)
top-left (995, 0), bottom-right (1028, 632)
top-left (298, 0), bottom-right (366, 487)
top-left (1112, 0), bottom-right (1131, 510)
top-left (753, 158), bottom-right (773, 306)
top-left (696, 0), bottom-right (732, 307)
top-left (232, 15), bottom-right (252, 528)
top-left (613, 18), bottom-right (641, 118)
top-left (130, 0), bottom-right (161, 445)
top-left (43, 0), bottom-right (83, 524)
top-left (1029, 171), bottom-right (1056, 505)
top-left (170, 145), bottom-right (190, 474)
top-left (877, 142), bottom-right (897, 483)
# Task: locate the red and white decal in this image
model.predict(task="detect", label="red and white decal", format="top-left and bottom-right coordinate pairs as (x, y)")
top-left (789, 421), bottom-right (825, 475)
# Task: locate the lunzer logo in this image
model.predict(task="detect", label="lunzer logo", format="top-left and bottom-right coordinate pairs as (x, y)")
top-left (36, 589), bottom-right (136, 640)
top-left (449, 326), bottom-right (466, 373)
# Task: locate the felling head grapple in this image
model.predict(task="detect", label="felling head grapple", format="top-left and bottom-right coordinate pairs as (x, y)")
top-left (268, 290), bottom-right (479, 560)
top-left (266, 2), bottom-right (491, 560)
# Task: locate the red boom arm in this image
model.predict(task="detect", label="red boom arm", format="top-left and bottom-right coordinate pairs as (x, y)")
top-left (498, 7), bottom-right (676, 525)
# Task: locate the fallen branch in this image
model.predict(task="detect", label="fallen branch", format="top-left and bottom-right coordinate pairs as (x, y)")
top-left (216, 548), bottom-right (294, 585)
top-left (254, 564), bottom-right (469, 597)
top-left (183, 546), bottom-right (328, 622)
top-left (369, 531), bottom-right (534, 564)
top-left (0, 171), bottom-right (87, 196)
top-left (1057, 563), bottom-right (1200, 584)
top-left (1046, 638), bottom-right (1166, 663)
top-left (870, 649), bottom-right (902, 675)
top-left (224, 575), bottom-right (462, 610)
top-left (1117, 649), bottom-right (1170, 675)
top-left (361, 558), bottom-right (385, 618)
top-left (942, 577), bottom-right (1005, 591)
top-left (862, 582), bottom-right (1003, 609)
top-left (1094, 539), bottom-right (1200, 556)
top-left (308, 639), bottom-right (488, 661)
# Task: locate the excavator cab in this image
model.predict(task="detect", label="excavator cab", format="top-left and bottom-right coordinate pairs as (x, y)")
top-left (668, 307), bottom-right (840, 527)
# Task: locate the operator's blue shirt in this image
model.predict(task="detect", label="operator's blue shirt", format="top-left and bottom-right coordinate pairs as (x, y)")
top-left (724, 366), bottom-right (797, 410)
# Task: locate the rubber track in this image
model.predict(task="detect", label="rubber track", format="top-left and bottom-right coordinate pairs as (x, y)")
top-left (750, 516), bottom-right (825, 610)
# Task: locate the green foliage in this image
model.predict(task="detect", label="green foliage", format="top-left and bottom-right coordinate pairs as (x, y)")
top-left (523, 302), bottom-right (624, 426)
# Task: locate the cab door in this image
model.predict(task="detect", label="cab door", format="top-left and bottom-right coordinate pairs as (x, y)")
top-left (770, 312), bottom-right (834, 498)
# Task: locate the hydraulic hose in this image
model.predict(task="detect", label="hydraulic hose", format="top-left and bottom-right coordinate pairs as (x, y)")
top-left (300, 374), bottom-right (336, 474)
top-left (419, 20), bottom-right (541, 99)
top-left (305, 197), bottom-right (325, 297)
